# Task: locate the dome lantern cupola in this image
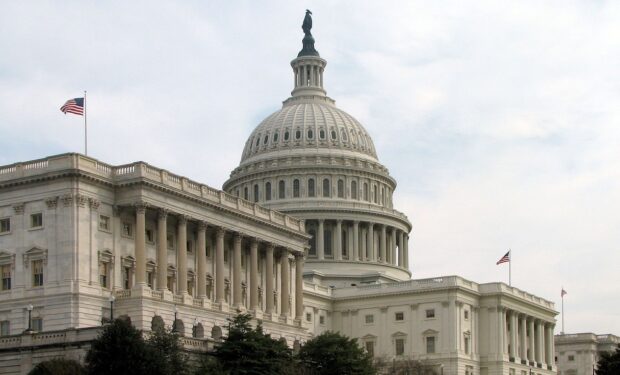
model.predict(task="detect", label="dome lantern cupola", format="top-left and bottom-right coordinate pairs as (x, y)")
top-left (290, 10), bottom-right (328, 99)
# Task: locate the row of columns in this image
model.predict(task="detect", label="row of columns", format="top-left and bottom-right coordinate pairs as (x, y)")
top-left (500, 308), bottom-right (555, 367)
top-left (133, 203), bottom-right (305, 319)
top-left (312, 219), bottom-right (409, 268)
top-left (294, 63), bottom-right (324, 89)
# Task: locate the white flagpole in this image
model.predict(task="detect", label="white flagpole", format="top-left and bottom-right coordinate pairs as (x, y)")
top-left (562, 289), bottom-right (565, 334)
top-left (509, 248), bottom-right (512, 286)
top-left (84, 90), bottom-right (88, 156)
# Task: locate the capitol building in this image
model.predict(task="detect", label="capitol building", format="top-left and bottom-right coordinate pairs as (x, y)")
top-left (0, 14), bottom-right (557, 375)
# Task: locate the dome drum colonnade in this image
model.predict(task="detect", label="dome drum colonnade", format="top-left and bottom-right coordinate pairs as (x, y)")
top-left (224, 14), bottom-right (412, 281)
top-left (126, 202), bottom-right (305, 321)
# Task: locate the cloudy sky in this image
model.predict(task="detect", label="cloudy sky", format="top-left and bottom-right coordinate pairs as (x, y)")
top-left (1, 1), bottom-right (618, 334)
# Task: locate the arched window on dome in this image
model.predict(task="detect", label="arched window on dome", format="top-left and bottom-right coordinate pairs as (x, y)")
top-left (284, 130), bottom-right (290, 141)
top-left (255, 136), bottom-right (260, 147)
top-left (308, 229), bottom-right (316, 256)
top-left (278, 180), bottom-right (285, 199)
top-left (322, 179), bottom-right (330, 198)
top-left (244, 187), bottom-right (249, 201)
top-left (319, 129), bottom-right (326, 140)
top-left (331, 129), bottom-right (337, 140)
top-left (363, 183), bottom-right (369, 201)
top-left (253, 184), bottom-right (259, 203)
top-left (308, 179), bottom-right (315, 197)
top-left (263, 135), bottom-right (269, 145)
top-left (293, 179), bottom-right (300, 198)
top-left (265, 182), bottom-right (272, 201)
top-left (373, 185), bottom-right (377, 203)
top-left (351, 181), bottom-right (358, 199)
top-left (337, 179), bottom-right (344, 198)
top-left (381, 186), bottom-right (385, 206)
top-left (307, 129), bottom-right (314, 140)
top-left (341, 129), bottom-right (348, 141)
top-left (295, 129), bottom-right (301, 140)
top-left (273, 131), bottom-right (279, 143)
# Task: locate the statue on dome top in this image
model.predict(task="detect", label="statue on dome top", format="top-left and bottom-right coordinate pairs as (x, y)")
top-left (302, 9), bottom-right (313, 36)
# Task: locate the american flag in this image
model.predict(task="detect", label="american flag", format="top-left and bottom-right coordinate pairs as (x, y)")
top-left (496, 250), bottom-right (510, 265)
top-left (561, 288), bottom-right (567, 297)
top-left (60, 97), bottom-right (84, 116)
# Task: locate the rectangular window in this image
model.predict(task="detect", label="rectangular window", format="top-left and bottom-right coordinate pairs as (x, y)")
top-left (306, 313), bottom-right (312, 322)
top-left (365, 314), bottom-right (374, 324)
top-left (464, 336), bottom-right (470, 354)
top-left (187, 280), bottom-right (193, 296)
top-left (426, 309), bottom-right (435, 318)
top-left (395, 312), bottom-right (404, 321)
top-left (0, 218), bottom-right (10, 233)
top-left (167, 276), bottom-right (174, 292)
top-left (426, 336), bottom-right (435, 354)
top-left (464, 310), bottom-right (469, 319)
top-left (30, 213), bottom-right (43, 228)
top-left (167, 233), bottom-right (174, 249)
top-left (145, 229), bottom-right (154, 243)
top-left (32, 260), bottom-right (44, 287)
top-left (99, 262), bottom-right (109, 288)
top-left (123, 267), bottom-right (131, 289)
top-left (147, 271), bottom-right (154, 289)
top-left (365, 341), bottom-right (375, 357)
top-left (0, 320), bottom-right (9, 336)
top-left (319, 316), bottom-right (325, 325)
top-left (395, 338), bottom-right (405, 355)
top-left (187, 240), bottom-right (193, 253)
top-left (99, 215), bottom-right (110, 231)
top-left (205, 245), bottom-right (210, 258)
top-left (122, 222), bottom-right (133, 237)
top-left (1, 265), bottom-right (11, 291)
top-left (568, 355), bottom-right (575, 361)
top-left (32, 318), bottom-right (42, 332)
top-left (224, 249), bottom-right (229, 263)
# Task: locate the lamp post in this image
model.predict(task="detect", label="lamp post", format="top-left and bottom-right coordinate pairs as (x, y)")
top-left (172, 305), bottom-right (178, 333)
top-left (109, 294), bottom-right (115, 321)
top-left (24, 304), bottom-right (33, 334)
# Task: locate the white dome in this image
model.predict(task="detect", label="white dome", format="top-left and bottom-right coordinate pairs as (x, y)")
top-left (240, 100), bottom-right (378, 166)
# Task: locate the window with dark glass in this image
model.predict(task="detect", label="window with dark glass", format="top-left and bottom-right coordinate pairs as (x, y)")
top-left (1, 265), bottom-right (11, 291)
top-left (308, 179), bottom-right (315, 197)
top-left (319, 129), bottom-right (325, 139)
top-left (322, 179), bottom-right (330, 197)
top-left (307, 129), bottom-right (314, 139)
top-left (284, 131), bottom-right (290, 141)
top-left (265, 182), bottom-right (272, 201)
top-left (324, 230), bottom-right (332, 256)
top-left (278, 180), bottom-right (285, 199)
top-left (331, 130), bottom-right (337, 140)
top-left (337, 179), bottom-right (344, 198)
top-left (32, 260), bottom-right (43, 287)
top-left (273, 132), bottom-right (279, 142)
top-left (0, 218), bottom-right (9, 233)
top-left (295, 129), bottom-right (301, 140)
top-left (308, 229), bottom-right (316, 256)
top-left (253, 184), bottom-right (259, 202)
top-left (351, 181), bottom-right (358, 199)
top-left (293, 179), bottom-right (300, 198)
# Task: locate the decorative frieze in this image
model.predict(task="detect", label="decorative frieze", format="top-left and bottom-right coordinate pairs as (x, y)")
top-left (62, 194), bottom-right (73, 207)
top-left (45, 197), bottom-right (59, 209)
top-left (75, 194), bottom-right (88, 208)
top-left (12, 203), bottom-right (24, 214)
top-left (89, 198), bottom-right (100, 210)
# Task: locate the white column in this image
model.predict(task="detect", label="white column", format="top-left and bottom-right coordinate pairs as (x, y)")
top-left (250, 239), bottom-right (259, 311)
top-left (360, 227), bottom-right (367, 261)
top-left (398, 230), bottom-right (404, 267)
top-left (197, 222), bottom-right (207, 298)
top-left (317, 219), bottom-right (324, 260)
top-left (509, 310), bottom-right (517, 359)
top-left (367, 223), bottom-right (375, 261)
top-left (403, 233), bottom-right (409, 270)
top-left (295, 253), bottom-right (304, 320)
top-left (519, 314), bottom-right (527, 360)
top-left (215, 227), bottom-right (225, 304)
top-left (390, 228), bottom-right (397, 265)
top-left (233, 233), bottom-right (242, 308)
top-left (335, 220), bottom-right (342, 260)
top-left (157, 209), bottom-right (168, 291)
top-left (134, 203), bottom-right (147, 286)
top-left (176, 216), bottom-right (188, 294)
top-left (265, 244), bottom-right (274, 315)
top-left (380, 225), bottom-right (387, 263)
top-left (535, 320), bottom-right (543, 364)
top-left (352, 221), bottom-right (359, 261)
top-left (528, 318), bottom-right (535, 363)
top-left (280, 250), bottom-right (290, 317)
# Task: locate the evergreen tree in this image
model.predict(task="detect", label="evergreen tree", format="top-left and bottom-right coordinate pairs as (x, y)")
top-left (297, 331), bottom-right (376, 375)
top-left (85, 318), bottom-right (157, 375)
top-left (147, 326), bottom-right (190, 375)
top-left (597, 347), bottom-right (620, 375)
top-left (28, 358), bottom-right (85, 375)
top-left (208, 313), bottom-right (293, 375)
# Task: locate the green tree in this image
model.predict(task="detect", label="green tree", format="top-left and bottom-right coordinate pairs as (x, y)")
top-left (597, 347), bottom-right (620, 375)
top-left (297, 331), bottom-right (376, 375)
top-left (207, 313), bottom-right (293, 375)
top-left (85, 318), bottom-right (156, 375)
top-left (147, 326), bottom-right (190, 375)
top-left (28, 358), bottom-right (85, 375)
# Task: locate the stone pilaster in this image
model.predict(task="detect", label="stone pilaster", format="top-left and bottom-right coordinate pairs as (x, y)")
top-left (157, 209), bottom-right (168, 291)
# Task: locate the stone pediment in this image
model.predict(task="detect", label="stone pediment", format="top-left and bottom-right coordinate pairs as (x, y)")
top-left (23, 246), bottom-right (47, 267)
top-left (392, 331), bottom-right (407, 337)
top-left (0, 251), bottom-right (15, 268)
top-left (422, 329), bottom-right (439, 335)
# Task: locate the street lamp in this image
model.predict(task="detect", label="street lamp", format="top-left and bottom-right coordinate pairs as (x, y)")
top-left (172, 305), bottom-right (178, 332)
top-left (109, 294), bottom-right (115, 321)
top-left (24, 304), bottom-right (34, 334)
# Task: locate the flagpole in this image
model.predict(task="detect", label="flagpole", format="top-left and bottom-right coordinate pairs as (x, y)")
top-left (84, 90), bottom-right (87, 156)
top-left (562, 291), bottom-right (565, 334)
top-left (509, 248), bottom-right (512, 286)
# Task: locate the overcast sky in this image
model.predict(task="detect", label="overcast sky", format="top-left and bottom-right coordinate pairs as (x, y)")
top-left (1, 1), bottom-right (618, 335)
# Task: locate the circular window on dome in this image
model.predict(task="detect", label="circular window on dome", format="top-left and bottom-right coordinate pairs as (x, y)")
top-left (331, 129), bottom-right (337, 140)
top-left (307, 129), bottom-right (314, 140)
top-left (295, 129), bottom-right (301, 140)
top-left (319, 129), bottom-right (325, 140)
top-left (284, 130), bottom-right (290, 141)
top-left (273, 132), bottom-right (279, 142)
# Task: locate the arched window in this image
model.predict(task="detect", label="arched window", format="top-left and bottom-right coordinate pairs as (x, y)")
top-left (265, 182), bottom-right (272, 201)
top-left (263, 135), bottom-right (269, 145)
top-left (337, 179), bottom-right (344, 198)
top-left (284, 130), bottom-right (290, 141)
top-left (295, 129), bottom-right (301, 140)
top-left (324, 230), bottom-right (332, 256)
top-left (363, 183), bottom-right (369, 201)
top-left (307, 129), bottom-right (314, 139)
top-left (341, 129), bottom-right (348, 141)
top-left (253, 184), bottom-right (259, 202)
top-left (373, 185), bottom-right (377, 203)
top-left (381, 187), bottom-right (385, 205)
top-left (255, 136), bottom-right (260, 147)
top-left (351, 181), bottom-right (358, 199)
top-left (244, 187), bottom-right (249, 201)
top-left (322, 179), bottom-right (330, 197)
top-left (319, 129), bottom-right (326, 139)
top-left (293, 179), bottom-right (300, 198)
top-left (278, 180), bottom-right (285, 199)
top-left (308, 179), bottom-right (315, 197)
top-left (308, 229), bottom-right (316, 256)
top-left (273, 132), bottom-right (279, 142)
top-left (331, 129), bottom-right (337, 140)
